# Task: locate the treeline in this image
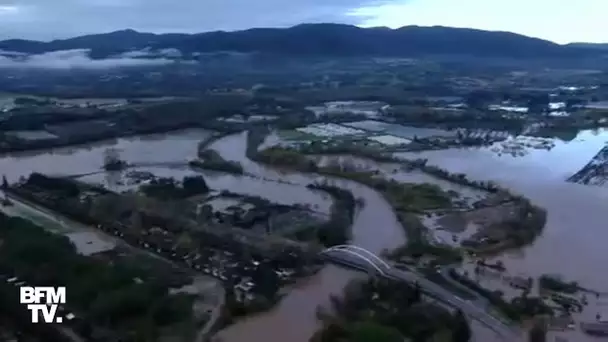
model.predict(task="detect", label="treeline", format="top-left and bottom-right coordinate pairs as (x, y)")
top-left (10, 173), bottom-right (111, 226)
top-left (191, 149), bottom-right (244, 174)
top-left (140, 175), bottom-right (211, 200)
top-left (252, 135), bottom-right (547, 257)
top-left (245, 126), bottom-right (273, 160)
top-left (306, 183), bottom-right (356, 247)
top-left (403, 158), bottom-right (502, 193)
top-left (0, 97), bottom-right (246, 153)
top-left (539, 275), bottom-right (579, 294)
top-left (251, 145), bottom-right (459, 259)
top-left (196, 132), bottom-right (233, 154)
top-left (312, 278), bottom-right (471, 342)
top-left (448, 269), bottom-right (552, 322)
top-left (386, 106), bottom-right (526, 133)
top-left (0, 212), bottom-right (194, 341)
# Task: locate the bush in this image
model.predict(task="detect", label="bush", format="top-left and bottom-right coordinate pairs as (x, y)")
top-left (539, 275), bottom-right (579, 294)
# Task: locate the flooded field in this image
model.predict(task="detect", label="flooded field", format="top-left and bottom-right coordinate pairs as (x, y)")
top-left (0, 128), bottom-right (213, 182)
top-left (79, 167), bottom-right (333, 214)
top-left (342, 120), bottom-right (457, 139)
top-left (208, 132), bottom-right (414, 342)
top-left (311, 154), bottom-right (487, 203)
top-left (0, 130), bottom-right (540, 342)
top-left (396, 129), bottom-right (608, 341)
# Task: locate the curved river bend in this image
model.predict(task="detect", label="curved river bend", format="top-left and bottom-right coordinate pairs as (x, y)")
top-left (397, 129), bottom-right (608, 342)
top-left (208, 132), bottom-right (502, 342)
top-left (0, 129), bottom-right (502, 342)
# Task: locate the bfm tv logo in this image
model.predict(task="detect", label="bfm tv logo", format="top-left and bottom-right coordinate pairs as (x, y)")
top-left (20, 287), bottom-right (66, 323)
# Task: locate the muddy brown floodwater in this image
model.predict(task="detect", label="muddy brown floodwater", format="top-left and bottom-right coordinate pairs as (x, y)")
top-left (397, 129), bottom-right (608, 342)
top-left (0, 129), bottom-right (507, 342)
top-left (208, 132), bottom-right (409, 342)
top-left (208, 132), bottom-right (507, 342)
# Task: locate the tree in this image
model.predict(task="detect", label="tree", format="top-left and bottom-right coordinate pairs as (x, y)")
top-left (103, 148), bottom-right (126, 171)
top-left (351, 321), bottom-right (403, 342)
top-left (410, 281), bottom-right (422, 305)
top-left (182, 175), bottom-right (209, 196)
top-left (251, 263), bottom-right (281, 299)
top-left (452, 310), bottom-right (471, 342)
top-left (528, 319), bottom-right (547, 342)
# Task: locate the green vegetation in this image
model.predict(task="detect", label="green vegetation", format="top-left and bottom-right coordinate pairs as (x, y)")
top-left (305, 183), bottom-right (356, 247)
top-left (256, 147), bottom-right (452, 213)
top-left (253, 145), bottom-right (458, 261)
top-left (349, 322), bottom-right (403, 342)
top-left (448, 269), bottom-right (552, 321)
top-left (539, 275), bottom-right (579, 294)
top-left (0, 212), bottom-right (194, 340)
top-left (196, 132), bottom-right (232, 154)
top-left (312, 278), bottom-right (469, 342)
top-left (191, 148), bottom-right (244, 174)
top-left (277, 129), bottom-right (325, 141)
top-left (250, 130), bottom-right (546, 261)
top-left (141, 175), bottom-right (210, 200)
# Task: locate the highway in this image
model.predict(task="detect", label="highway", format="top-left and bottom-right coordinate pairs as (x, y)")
top-left (384, 268), bottom-right (521, 340)
top-left (322, 249), bottom-right (523, 341)
top-left (1, 192), bottom-right (225, 342)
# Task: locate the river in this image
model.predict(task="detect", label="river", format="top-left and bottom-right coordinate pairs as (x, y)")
top-left (208, 132), bottom-right (505, 342)
top-left (0, 129), bottom-right (503, 342)
top-left (396, 129), bottom-right (608, 342)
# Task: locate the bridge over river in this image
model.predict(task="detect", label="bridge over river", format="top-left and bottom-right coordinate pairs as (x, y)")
top-left (320, 244), bottom-right (522, 341)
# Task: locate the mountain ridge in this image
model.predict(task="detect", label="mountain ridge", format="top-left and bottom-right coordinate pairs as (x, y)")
top-left (0, 23), bottom-right (601, 60)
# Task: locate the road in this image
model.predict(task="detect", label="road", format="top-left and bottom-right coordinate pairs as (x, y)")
top-left (4, 191), bottom-right (520, 341)
top-left (384, 268), bottom-right (521, 340)
top-left (2, 192), bottom-right (225, 342)
top-left (322, 251), bottom-right (522, 341)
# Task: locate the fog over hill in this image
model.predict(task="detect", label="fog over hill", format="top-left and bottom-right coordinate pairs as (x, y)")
top-left (0, 49), bottom-right (177, 69)
top-left (0, 24), bottom-right (603, 70)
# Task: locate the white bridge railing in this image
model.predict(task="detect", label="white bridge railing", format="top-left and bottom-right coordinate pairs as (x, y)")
top-left (320, 244), bottom-right (391, 276)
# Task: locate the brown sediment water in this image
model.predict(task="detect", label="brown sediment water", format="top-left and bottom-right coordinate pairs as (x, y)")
top-left (208, 132), bottom-right (408, 342)
top-left (396, 129), bottom-right (608, 342)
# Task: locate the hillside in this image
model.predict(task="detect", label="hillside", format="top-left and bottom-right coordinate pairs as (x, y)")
top-left (567, 42), bottom-right (608, 51)
top-left (0, 24), bottom-right (599, 60)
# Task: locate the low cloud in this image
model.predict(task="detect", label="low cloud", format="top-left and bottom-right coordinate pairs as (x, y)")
top-left (0, 49), bottom-right (175, 69)
top-left (117, 48), bottom-right (183, 59)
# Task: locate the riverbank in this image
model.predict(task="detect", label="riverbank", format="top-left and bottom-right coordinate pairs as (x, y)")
top-left (392, 130), bottom-right (608, 342)
top-left (251, 140), bottom-right (547, 259)
top-left (0, 120), bottom-right (241, 156)
top-left (304, 183), bottom-right (356, 247)
top-left (210, 130), bottom-right (410, 342)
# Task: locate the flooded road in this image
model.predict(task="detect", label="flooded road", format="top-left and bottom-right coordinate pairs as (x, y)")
top-left (209, 132), bottom-right (410, 342)
top-left (397, 129), bottom-right (608, 341)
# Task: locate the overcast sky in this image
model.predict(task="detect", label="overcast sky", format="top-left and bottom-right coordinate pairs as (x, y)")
top-left (0, 0), bottom-right (605, 44)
